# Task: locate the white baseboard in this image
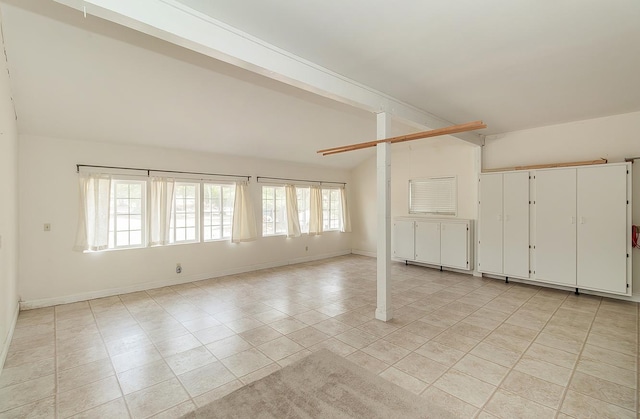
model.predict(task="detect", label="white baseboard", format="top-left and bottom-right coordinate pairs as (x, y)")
top-left (20, 250), bottom-right (352, 310)
top-left (480, 273), bottom-right (640, 303)
top-left (351, 249), bottom-right (376, 258)
top-left (1, 302), bottom-right (20, 374)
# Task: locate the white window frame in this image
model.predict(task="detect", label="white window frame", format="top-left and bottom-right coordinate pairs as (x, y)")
top-left (170, 182), bottom-right (200, 244)
top-left (262, 185), bottom-right (287, 237)
top-left (202, 182), bottom-right (235, 241)
top-left (409, 176), bottom-right (457, 216)
top-left (322, 187), bottom-right (341, 231)
top-left (109, 178), bottom-right (146, 250)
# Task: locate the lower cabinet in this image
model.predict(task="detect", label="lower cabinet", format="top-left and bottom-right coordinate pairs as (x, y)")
top-left (393, 218), bottom-right (472, 271)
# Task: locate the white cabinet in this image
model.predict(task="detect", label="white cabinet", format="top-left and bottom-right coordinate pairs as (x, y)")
top-left (535, 169), bottom-right (577, 286)
top-left (478, 172), bottom-right (529, 278)
top-left (415, 221), bottom-right (441, 265)
top-left (478, 174), bottom-right (503, 274)
top-left (441, 222), bottom-right (470, 269)
top-left (393, 218), bottom-right (472, 271)
top-left (576, 165), bottom-right (628, 293)
top-left (479, 163), bottom-right (631, 296)
top-left (535, 165), bottom-right (630, 294)
top-left (393, 220), bottom-right (415, 260)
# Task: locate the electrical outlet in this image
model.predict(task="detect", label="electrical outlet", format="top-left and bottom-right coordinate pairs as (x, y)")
top-left (176, 263), bottom-right (182, 274)
top-left (44, 223), bottom-right (51, 232)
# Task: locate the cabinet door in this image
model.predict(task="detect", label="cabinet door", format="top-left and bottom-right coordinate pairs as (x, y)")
top-left (415, 221), bottom-right (441, 265)
top-left (535, 169), bottom-right (576, 286)
top-left (393, 220), bottom-right (415, 260)
top-left (441, 222), bottom-right (469, 269)
top-left (478, 174), bottom-right (503, 274)
top-left (503, 172), bottom-right (530, 278)
top-left (577, 165), bottom-right (628, 294)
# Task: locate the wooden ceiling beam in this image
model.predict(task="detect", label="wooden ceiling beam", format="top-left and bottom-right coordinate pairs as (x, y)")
top-left (318, 120), bottom-right (486, 156)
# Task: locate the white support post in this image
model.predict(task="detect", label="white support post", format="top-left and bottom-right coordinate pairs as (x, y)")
top-left (473, 144), bottom-right (483, 277)
top-left (375, 112), bottom-right (393, 321)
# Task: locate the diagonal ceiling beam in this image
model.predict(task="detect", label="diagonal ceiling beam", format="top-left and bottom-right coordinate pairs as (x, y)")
top-left (53, 0), bottom-right (483, 146)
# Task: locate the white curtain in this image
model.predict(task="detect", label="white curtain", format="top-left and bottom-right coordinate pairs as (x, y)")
top-left (340, 187), bottom-right (352, 233)
top-left (232, 181), bottom-right (258, 243)
top-left (149, 177), bottom-right (175, 246)
top-left (285, 184), bottom-right (301, 238)
top-left (74, 173), bottom-right (112, 251)
top-left (308, 185), bottom-right (323, 236)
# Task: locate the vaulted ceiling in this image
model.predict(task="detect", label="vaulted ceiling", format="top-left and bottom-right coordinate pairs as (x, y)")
top-left (1, 0), bottom-right (639, 169)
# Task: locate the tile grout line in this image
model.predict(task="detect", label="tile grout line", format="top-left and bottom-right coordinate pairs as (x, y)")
top-left (372, 278), bottom-right (521, 410)
top-left (550, 297), bottom-right (600, 419)
top-left (120, 290), bottom-right (198, 416)
top-left (475, 288), bottom-right (572, 418)
top-left (88, 299), bottom-right (134, 419)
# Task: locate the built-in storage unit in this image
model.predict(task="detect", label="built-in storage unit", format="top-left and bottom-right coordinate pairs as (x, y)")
top-left (392, 217), bottom-right (473, 270)
top-left (478, 162), bottom-right (632, 296)
top-left (478, 171), bottom-right (530, 278)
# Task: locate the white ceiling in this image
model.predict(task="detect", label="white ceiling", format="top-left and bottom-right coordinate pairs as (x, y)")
top-left (179, 0), bottom-right (640, 134)
top-left (2, 0), bottom-right (639, 169)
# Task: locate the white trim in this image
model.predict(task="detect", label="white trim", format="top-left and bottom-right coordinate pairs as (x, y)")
top-left (0, 302), bottom-right (20, 373)
top-left (481, 274), bottom-right (640, 303)
top-left (351, 249), bottom-right (376, 258)
top-left (19, 250), bottom-right (352, 310)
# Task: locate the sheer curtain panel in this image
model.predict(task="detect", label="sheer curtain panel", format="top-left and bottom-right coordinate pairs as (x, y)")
top-left (285, 184), bottom-right (301, 237)
top-left (308, 185), bottom-right (323, 235)
top-left (340, 187), bottom-right (352, 233)
top-left (232, 181), bottom-right (258, 242)
top-left (74, 173), bottom-right (112, 251)
top-left (149, 177), bottom-right (175, 246)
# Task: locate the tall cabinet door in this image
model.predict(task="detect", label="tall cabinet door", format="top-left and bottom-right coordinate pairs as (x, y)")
top-left (478, 174), bottom-right (503, 274)
top-left (503, 172), bottom-right (530, 278)
top-left (441, 222), bottom-right (469, 269)
top-left (577, 165), bottom-right (628, 294)
top-left (535, 169), bottom-right (576, 286)
top-left (415, 221), bottom-right (441, 265)
top-left (393, 220), bottom-right (415, 260)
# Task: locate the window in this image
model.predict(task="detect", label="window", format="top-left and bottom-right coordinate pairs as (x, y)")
top-left (203, 183), bottom-right (235, 240)
top-left (171, 182), bottom-right (199, 243)
top-left (262, 186), bottom-right (286, 236)
top-left (109, 180), bottom-right (146, 249)
top-left (296, 187), bottom-right (310, 234)
top-left (322, 188), bottom-right (341, 231)
top-left (409, 176), bottom-right (457, 215)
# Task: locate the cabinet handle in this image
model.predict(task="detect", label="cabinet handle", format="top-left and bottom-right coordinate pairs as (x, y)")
top-left (570, 216), bottom-right (576, 224)
top-left (580, 217), bottom-right (585, 224)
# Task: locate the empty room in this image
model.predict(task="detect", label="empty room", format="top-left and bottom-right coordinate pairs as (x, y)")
top-left (1, 0), bottom-right (639, 418)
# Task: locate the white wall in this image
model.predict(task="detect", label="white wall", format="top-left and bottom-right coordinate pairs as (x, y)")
top-left (351, 136), bottom-right (479, 255)
top-left (18, 135), bottom-right (352, 306)
top-left (0, 25), bottom-right (19, 370)
top-left (484, 110), bottom-right (640, 296)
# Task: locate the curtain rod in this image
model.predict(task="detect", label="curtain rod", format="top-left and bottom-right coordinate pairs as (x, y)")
top-left (256, 176), bottom-right (346, 186)
top-left (76, 164), bottom-right (251, 180)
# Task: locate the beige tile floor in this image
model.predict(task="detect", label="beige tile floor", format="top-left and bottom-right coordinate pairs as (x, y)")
top-left (0, 255), bottom-right (638, 418)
